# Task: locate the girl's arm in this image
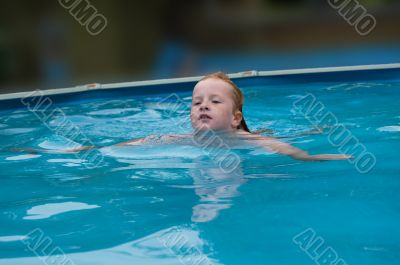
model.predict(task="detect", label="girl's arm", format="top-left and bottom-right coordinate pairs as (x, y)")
top-left (114, 137), bottom-right (146, 146)
top-left (268, 140), bottom-right (351, 161)
top-left (51, 138), bottom-right (145, 152)
top-left (23, 135), bottom-right (184, 153)
top-left (8, 136), bottom-right (161, 154)
top-left (243, 133), bottom-right (351, 161)
top-left (7, 146), bottom-right (97, 154)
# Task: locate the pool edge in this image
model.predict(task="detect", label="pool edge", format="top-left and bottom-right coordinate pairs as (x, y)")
top-left (1, 63), bottom-right (399, 101)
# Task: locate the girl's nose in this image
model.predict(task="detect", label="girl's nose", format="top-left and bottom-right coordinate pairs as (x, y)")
top-left (200, 104), bottom-right (209, 111)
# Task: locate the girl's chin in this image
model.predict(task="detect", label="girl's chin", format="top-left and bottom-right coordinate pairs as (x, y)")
top-left (192, 124), bottom-right (213, 131)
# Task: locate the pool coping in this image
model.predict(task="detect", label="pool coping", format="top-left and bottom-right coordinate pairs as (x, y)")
top-left (0, 63), bottom-right (399, 101)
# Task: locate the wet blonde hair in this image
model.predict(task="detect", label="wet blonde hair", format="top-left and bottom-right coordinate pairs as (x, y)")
top-left (199, 72), bottom-right (250, 132)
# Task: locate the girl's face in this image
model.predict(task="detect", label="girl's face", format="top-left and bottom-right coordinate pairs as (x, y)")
top-left (190, 78), bottom-right (242, 132)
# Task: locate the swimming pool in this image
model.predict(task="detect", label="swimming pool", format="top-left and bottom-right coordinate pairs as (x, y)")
top-left (0, 65), bottom-right (399, 265)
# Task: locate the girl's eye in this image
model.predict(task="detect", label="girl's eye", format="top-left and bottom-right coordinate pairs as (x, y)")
top-left (194, 102), bottom-right (201, 105)
top-left (212, 100), bottom-right (221, 104)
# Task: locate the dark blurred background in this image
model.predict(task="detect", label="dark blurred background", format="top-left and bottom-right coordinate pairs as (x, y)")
top-left (0, 0), bottom-right (399, 93)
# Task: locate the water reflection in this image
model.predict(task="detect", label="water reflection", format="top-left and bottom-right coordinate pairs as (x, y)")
top-left (103, 144), bottom-right (247, 223)
top-left (189, 156), bottom-right (245, 223)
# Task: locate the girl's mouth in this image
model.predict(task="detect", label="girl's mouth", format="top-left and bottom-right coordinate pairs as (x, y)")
top-left (199, 114), bottom-right (212, 120)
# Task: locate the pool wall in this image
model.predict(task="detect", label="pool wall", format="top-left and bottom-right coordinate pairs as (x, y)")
top-left (0, 63), bottom-right (399, 111)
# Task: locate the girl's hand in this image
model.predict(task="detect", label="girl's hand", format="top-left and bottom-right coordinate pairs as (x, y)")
top-left (310, 154), bottom-right (353, 161)
top-left (8, 147), bottom-right (41, 154)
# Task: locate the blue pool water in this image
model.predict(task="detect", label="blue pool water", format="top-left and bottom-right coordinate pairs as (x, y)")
top-left (0, 79), bottom-right (399, 265)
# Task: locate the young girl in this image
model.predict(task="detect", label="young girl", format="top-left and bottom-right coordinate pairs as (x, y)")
top-left (65, 72), bottom-right (350, 161)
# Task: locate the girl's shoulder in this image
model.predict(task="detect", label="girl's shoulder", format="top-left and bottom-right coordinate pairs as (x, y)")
top-left (235, 130), bottom-right (266, 138)
top-left (235, 130), bottom-right (277, 143)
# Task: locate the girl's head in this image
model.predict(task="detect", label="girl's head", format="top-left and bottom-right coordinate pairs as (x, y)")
top-left (190, 72), bottom-right (250, 132)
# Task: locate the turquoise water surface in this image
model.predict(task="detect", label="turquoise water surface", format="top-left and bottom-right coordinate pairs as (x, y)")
top-left (0, 80), bottom-right (399, 265)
